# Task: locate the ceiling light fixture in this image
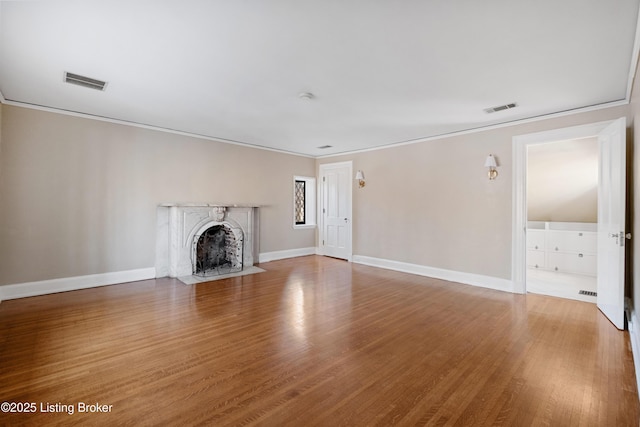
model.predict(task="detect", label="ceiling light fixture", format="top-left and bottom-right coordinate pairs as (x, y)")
top-left (298, 92), bottom-right (315, 100)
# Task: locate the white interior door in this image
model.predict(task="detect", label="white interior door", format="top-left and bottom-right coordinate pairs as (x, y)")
top-left (597, 117), bottom-right (627, 330)
top-left (320, 162), bottom-right (352, 261)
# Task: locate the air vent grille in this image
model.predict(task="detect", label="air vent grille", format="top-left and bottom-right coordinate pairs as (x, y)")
top-left (484, 102), bottom-right (517, 114)
top-left (64, 72), bottom-right (107, 91)
top-left (317, 145), bottom-right (333, 149)
top-left (579, 290), bottom-right (597, 297)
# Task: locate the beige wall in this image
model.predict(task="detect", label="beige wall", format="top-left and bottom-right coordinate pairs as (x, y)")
top-left (319, 104), bottom-right (631, 280)
top-left (1, 91), bottom-right (637, 295)
top-left (0, 105), bottom-right (315, 286)
top-left (527, 137), bottom-right (598, 223)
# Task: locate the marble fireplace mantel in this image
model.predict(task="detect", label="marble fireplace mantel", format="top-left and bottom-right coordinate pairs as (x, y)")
top-left (155, 204), bottom-right (260, 279)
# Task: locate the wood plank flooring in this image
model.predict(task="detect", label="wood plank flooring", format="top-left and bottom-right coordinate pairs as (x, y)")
top-left (0, 255), bottom-right (638, 426)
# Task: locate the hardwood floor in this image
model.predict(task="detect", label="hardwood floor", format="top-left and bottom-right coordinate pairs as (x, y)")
top-left (0, 255), bottom-right (638, 426)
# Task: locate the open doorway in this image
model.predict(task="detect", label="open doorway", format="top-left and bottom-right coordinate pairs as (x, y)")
top-left (512, 118), bottom-right (627, 330)
top-left (525, 137), bottom-right (598, 303)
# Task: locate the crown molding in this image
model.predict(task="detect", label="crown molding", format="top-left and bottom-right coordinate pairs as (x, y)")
top-left (0, 98), bottom-right (315, 159)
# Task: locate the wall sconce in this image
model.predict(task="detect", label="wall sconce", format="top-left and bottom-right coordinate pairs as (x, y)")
top-left (484, 155), bottom-right (498, 180)
top-left (355, 170), bottom-right (365, 188)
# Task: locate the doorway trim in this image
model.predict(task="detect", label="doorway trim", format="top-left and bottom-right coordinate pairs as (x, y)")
top-left (512, 120), bottom-right (617, 294)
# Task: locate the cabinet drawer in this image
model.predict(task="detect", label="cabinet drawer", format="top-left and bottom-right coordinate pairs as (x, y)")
top-left (547, 252), bottom-right (597, 276)
top-left (527, 250), bottom-right (545, 268)
top-left (546, 231), bottom-right (597, 254)
top-left (527, 230), bottom-right (545, 250)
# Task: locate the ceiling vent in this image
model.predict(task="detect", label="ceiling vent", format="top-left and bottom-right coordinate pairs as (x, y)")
top-left (64, 72), bottom-right (107, 91)
top-left (317, 145), bottom-right (333, 149)
top-left (484, 102), bottom-right (517, 114)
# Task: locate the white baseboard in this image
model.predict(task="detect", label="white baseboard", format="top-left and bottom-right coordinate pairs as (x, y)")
top-left (258, 247), bottom-right (317, 263)
top-left (352, 255), bottom-right (514, 293)
top-left (0, 268), bottom-right (156, 301)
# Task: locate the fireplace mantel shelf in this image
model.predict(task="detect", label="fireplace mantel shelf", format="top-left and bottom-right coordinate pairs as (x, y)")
top-left (159, 203), bottom-right (263, 208)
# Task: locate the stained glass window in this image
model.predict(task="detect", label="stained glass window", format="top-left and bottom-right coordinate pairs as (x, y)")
top-left (295, 180), bottom-right (306, 224)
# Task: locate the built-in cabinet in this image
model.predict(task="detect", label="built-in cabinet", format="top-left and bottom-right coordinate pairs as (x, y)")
top-left (526, 222), bottom-right (597, 276)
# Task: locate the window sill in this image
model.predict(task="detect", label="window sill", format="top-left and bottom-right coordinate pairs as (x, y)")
top-left (293, 224), bottom-right (316, 230)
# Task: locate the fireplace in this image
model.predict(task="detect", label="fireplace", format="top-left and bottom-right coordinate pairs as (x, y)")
top-left (193, 223), bottom-right (243, 277)
top-left (155, 204), bottom-right (259, 279)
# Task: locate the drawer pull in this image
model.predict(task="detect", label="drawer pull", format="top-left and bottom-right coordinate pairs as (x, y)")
top-left (578, 232), bottom-right (583, 236)
top-left (555, 247), bottom-right (559, 251)
top-left (535, 245), bottom-right (538, 249)
top-left (554, 267), bottom-right (558, 271)
top-left (578, 253), bottom-right (583, 258)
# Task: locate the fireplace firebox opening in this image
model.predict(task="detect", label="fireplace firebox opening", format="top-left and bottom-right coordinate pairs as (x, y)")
top-left (193, 224), bottom-right (244, 277)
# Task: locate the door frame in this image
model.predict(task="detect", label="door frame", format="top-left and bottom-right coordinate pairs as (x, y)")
top-left (512, 120), bottom-right (622, 294)
top-left (318, 161), bottom-right (353, 261)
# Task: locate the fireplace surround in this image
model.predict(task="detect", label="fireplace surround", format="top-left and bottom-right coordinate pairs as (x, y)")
top-left (155, 204), bottom-right (259, 279)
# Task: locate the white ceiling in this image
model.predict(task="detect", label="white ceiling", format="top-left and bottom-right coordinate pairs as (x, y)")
top-left (1, 1), bottom-right (639, 157)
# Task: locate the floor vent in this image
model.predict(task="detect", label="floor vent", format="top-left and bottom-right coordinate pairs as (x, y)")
top-left (579, 290), bottom-right (597, 297)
